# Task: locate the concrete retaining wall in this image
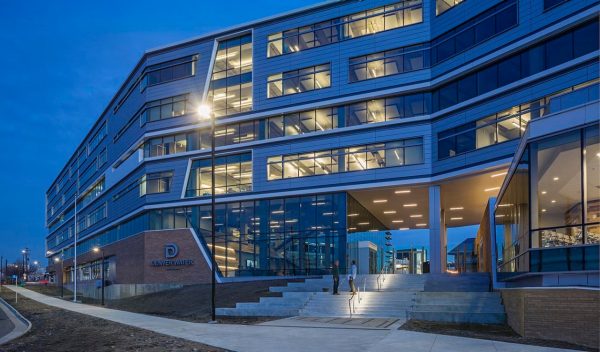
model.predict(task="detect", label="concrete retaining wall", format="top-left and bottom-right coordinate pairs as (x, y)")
top-left (501, 288), bottom-right (600, 349)
top-left (64, 282), bottom-right (182, 300)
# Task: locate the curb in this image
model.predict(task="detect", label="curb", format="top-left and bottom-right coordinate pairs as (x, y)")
top-left (0, 296), bottom-right (32, 345)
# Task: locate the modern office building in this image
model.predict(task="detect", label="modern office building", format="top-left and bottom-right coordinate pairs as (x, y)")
top-left (44, 0), bottom-right (599, 290)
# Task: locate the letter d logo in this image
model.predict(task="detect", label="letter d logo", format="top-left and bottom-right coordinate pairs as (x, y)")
top-left (164, 243), bottom-right (179, 258)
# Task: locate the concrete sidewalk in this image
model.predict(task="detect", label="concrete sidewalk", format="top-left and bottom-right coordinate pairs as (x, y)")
top-left (6, 286), bottom-right (576, 352)
top-left (0, 295), bottom-right (31, 345)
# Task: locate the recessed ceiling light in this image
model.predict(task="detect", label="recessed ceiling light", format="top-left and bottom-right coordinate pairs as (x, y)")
top-left (485, 187), bottom-right (500, 192)
top-left (373, 199), bottom-right (388, 203)
top-left (348, 227), bottom-right (357, 230)
top-left (410, 214), bottom-right (423, 218)
top-left (495, 214), bottom-right (505, 218)
top-left (491, 172), bottom-right (507, 178)
top-left (551, 200), bottom-right (556, 203)
top-left (498, 204), bottom-right (512, 207)
top-left (449, 207), bottom-right (464, 211)
top-left (348, 213), bottom-right (359, 217)
top-left (398, 227), bottom-right (409, 230)
top-left (392, 220), bottom-right (404, 223)
top-left (395, 190), bottom-right (411, 194)
top-left (596, 152), bottom-right (600, 158)
top-left (416, 223), bottom-right (427, 227)
top-left (541, 191), bottom-right (547, 195)
top-left (553, 177), bottom-right (559, 181)
top-left (403, 203), bottom-right (418, 207)
top-left (358, 222), bottom-right (369, 225)
top-left (383, 210), bottom-right (397, 214)
top-left (541, 209), bottom-right (547, 212)
top-left (450, 217), bottom-right (463, 220)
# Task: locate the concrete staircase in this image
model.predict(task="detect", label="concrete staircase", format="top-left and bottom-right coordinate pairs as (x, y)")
top-left (217, 273), bottom-right (507, 324)
top-left (301, 291), bottom-right (416, 318)
top-left (409, 291), bottom-right (506, 324)
top-left (424, 273), bottom-right (491, 292)
top-left (217, 291), bottom-right (315, 317)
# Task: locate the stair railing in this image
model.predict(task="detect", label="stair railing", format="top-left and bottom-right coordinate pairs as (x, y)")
top-left (348, 292), bottom-right (356, 317)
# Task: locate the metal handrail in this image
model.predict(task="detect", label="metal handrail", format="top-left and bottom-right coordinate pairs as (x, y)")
top-left (348, 292), bottom-right (356, 317)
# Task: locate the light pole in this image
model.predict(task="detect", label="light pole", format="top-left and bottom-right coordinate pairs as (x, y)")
top-left (54, 256), bottom-right (64, 298)
top-left (92, 247), bottom-right (105, 306)
top-left (198, 104), bottom-right (217, 323)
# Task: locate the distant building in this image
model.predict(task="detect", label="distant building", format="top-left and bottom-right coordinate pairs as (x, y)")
top-left (448, 238), bottom-right (477, 273)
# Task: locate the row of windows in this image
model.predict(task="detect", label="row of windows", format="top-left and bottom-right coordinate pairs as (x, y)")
top-left (350, 44), bottom-right (429, 82)
top-left (142, 92), bottom-right (430, 159)
top-left (87, 122), bottom-right (107, 155)
top-left (431, 0), bottom-right (517, 64)
top-left (350, 0), bottom-right (518, 82)
top-left (48, 224), bottom-right (74, 250)
top-left (127, 18), bottom-right (596, 167)
top-left (59, 193), bottom-right (346, 277)
top-left (267, 138), bottom-right (423, 180)
top-left (185, 153), bottom-right (252, 197)
top-left (436, 0), bottom-right (464, 16)
top-left (434, 20), bottom-right (599, 111)
top-left (267, 64), bottom-right (331, 98)
top-left (48, 120), bottom-right (108, 215)
top-left (267, 0), bottom-right (422, 58)
top-left (208, 35), bottom-right (253, 118)
top-left (140, 171), bottom-right (173, 196)
top-left (77, 203), bottom-right (107, 232)
top-left (437, 79), bottom-right (599, 159)
top-left (80, 178), bottom-right (105, 209)
top-left (78, 148), bottom-right (106, 189)
top-left (139, 94), bottom-right (189, 125)
top-left (140, 55), bottom-right (197, 91)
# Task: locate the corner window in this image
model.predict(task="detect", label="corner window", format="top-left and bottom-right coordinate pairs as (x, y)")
top-left (140, 172), bottom-right (173, 196)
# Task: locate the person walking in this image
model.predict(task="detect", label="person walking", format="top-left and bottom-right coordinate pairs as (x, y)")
top-left (348, 260), bottom-right (357, 293)
top-left (332, 260), bottom-right (340, 295)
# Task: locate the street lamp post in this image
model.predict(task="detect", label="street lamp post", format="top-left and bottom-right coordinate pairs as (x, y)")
top-left (92, 247), bottom-right (105, 306)
top-left (199, 104), bottom-right (217, 323)
top-left (54, 256), bottom-right (64, 298)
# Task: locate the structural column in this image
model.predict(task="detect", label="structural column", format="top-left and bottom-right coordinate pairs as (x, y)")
top-left (429, 185), bottom-right (447, 273)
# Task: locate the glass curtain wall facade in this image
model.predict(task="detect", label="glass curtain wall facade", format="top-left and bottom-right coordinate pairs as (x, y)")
top-left (496, 125), bottom-right (600, 279)
top-left (208, 35), bottom-right (253, 117)
top-left (185, 153), bottom-right (252, 197)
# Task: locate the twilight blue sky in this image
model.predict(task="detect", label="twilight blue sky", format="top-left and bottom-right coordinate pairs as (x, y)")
top-left (0, 0), bottom-right (322, 264)
top-left (0, 0), bottom-right (475, 265)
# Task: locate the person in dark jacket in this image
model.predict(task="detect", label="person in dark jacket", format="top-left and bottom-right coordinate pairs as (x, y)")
top-left (332, 260), bottom-right (340, 295)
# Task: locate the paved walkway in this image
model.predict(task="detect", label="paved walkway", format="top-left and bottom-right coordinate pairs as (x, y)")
top-left (0, 295), bottom-right (31, 345)
top-left (6, 286), bottom-right (576, 352)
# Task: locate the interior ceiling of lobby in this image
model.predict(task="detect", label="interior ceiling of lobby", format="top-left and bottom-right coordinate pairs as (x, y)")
top-left (348, 166), bottom-right (509, 232)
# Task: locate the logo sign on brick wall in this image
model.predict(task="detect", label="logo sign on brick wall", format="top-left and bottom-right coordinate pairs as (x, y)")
top-left (150, 242), bottom-right (194, 267)
top-left (164, 243), bottom-right (179, 258)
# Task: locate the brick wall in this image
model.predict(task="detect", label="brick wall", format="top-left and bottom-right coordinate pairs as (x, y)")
top-left (501, 288), bottom-right (600, 349)
top-left (48, 228), bottom-right (212, 286)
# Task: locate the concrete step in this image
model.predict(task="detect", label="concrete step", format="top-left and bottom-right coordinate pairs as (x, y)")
top-left (217, 307), bottom-right (300, 317)
top-left (413, 304), bottom-right (505, 313)
top-left (409, 311), bottom-right (506, 324)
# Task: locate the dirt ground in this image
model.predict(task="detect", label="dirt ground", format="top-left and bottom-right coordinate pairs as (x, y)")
top-left (401, 320), bottom-right (597, 352)
top-left (0, 290), bottom-right (227, 352)
top-left (24, 279), bottom-right (299, 324)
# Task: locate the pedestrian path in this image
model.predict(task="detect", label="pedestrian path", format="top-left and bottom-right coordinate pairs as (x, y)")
top-left (0, 296), bottom-right (31, 345)
top-left (5, 286), bottom-right (576, 352)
